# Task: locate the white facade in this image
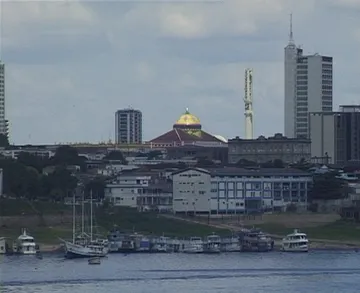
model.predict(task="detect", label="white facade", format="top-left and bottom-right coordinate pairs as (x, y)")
top-left (105, 174), bottom-right (152, 207)
top-left (309, 112), bottom-right (336, 164)
top-left (104, 173), bottom-right (172, 211)
top-left (0, 61), bottom-right (7, 136)
top-left (115, 108), bottom-right (142, 144)
top-left (172, 168), bottom-right (312, 214)
top-left (284, 30), bottom-right (333, 138)
top-left (172, 168), bottom-right (212, 213)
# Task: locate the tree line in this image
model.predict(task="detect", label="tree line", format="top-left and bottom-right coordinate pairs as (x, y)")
top-left (0, 144), bottom-right (112, 201)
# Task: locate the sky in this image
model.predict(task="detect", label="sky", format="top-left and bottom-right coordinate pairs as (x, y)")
top-left (1, 0), bottom-right (360, 145)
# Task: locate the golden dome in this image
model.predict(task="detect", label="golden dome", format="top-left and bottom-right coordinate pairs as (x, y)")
top-left (175, 108), bottom-right (201, 126)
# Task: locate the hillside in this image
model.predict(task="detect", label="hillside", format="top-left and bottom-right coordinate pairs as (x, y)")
top-left (0, 199), bottom-right (230, 244)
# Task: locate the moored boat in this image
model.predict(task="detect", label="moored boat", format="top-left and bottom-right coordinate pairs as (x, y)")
top-left (182, 237), bottom-right (204, 253)
top-left (204, 233), bottom-right (221, 254)
top-left (239, 229), bottom-right (273, 252)
top-left (281, 229), bottom-right (309, 252)
top-left (151, 236), bottom-right (170, 253)
top-left (13, 229), bottom-right (37, 255)
top-left (221, 236), bottom-right (242, 252)
top-left (63, 191), bottom-right (108, 259)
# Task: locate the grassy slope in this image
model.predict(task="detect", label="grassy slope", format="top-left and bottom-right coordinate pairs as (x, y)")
top-left (252, 221), bottom-right (360, 242)
top-left (0, 199), bottom-right (230, 243)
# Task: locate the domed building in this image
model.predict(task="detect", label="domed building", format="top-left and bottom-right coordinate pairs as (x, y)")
top-left (150, 108), bottom-right (226, 148)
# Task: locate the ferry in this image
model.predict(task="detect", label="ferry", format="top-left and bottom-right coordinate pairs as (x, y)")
top-left (221, 236), bottom-right (242, 252)
top-left (13, 229), bottom-right (37, 255)
top-left (204, 233), bottom-right (221, 254)
top-left (239, 229), bottom-right (273, 252)
top-left (281, 229), bottom-right (309, 252)
top-left (151, 236), bottom-right (171, 253)
top-left (182, 237), bottom-right (204, 253)
top-left (108, 231), bottom-right (136, 253)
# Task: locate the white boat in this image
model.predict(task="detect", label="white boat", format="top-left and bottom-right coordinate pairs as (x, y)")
top-left (182, 237), bottom-right (204, 253)
top-left (281, 229), bottom-right (309, 252)
top-left (63, 191), bottom-right (108, 259)
top-left (0, 237), bottom-right (6, 254)
top-left (151, 236), bottom-right (170, 253)
top-left (221, 236), bottom-right (242, 252)
top-left (204, 233), bottom-right (221, 253)
top-left (13, 229), bottom-right (37, 255)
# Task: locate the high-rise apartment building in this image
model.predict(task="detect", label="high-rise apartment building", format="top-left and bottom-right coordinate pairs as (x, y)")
top-left (0, 61), bottom-right (8, 138)
top-left (115, 108), bottom-right (142, 144)
top-left (284, 16), bottom-right (333, 138)
top-left (334, 105), bottom-right (360, 165)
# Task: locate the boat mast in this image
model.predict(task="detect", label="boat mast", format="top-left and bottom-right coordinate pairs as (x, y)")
top-left (90, 189), bottom-right (93, 241)
top-left (81, 188), bottom-right (84, 236)
top-left (72, 191), bottom-right (75, 243)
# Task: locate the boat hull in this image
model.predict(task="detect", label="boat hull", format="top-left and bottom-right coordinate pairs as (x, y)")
top-left (64, 242), bottom-right (108, 259)
top-left (282, 245), bottom-right (308, 253)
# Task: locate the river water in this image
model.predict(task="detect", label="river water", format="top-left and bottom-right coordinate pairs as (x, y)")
top-left (1, 251), bottom-right (360, 292)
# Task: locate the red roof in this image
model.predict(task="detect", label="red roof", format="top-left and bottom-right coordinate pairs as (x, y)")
top-left (150, 128), bottom-right (222, 143)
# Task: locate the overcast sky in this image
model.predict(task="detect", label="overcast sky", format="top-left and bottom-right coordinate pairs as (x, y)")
top-left (1, 0), bottom-right (359, 144)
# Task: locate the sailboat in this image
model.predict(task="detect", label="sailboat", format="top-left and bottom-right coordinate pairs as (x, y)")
top-left (61, 190), bottom-right (109, 259)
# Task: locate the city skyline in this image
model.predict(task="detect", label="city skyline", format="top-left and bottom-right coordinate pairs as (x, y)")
top-left (1, 1), bottom-right (359, 144)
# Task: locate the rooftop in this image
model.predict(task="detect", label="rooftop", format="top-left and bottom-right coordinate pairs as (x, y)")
top-left (173, 167), bottom-right (311, 177)
top-left (229, 133), bottom-right (310, 143)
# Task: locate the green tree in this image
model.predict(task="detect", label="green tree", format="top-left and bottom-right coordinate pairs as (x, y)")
top-left (17, 152), bottom-right (48, 173)
top-left (42, 167), bottom-right (78, 201)
top-left (236, 159), bottom-right (257, 167)
top-left (104, 151), bottom-right (126, 164)
top-left (273, 159), bottom-right (284, 168)
top-left (0, 133), bottom-right (9, 147)
top-left (84, 177), bottom-right (106, 201)
top-left (309, 172), bottom-right (347, 200)
top-left (51, 145), bottom-right (85, 167)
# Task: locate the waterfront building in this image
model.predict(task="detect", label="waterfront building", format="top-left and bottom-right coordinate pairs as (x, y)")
top-left (115, 108), bottom-right (143, 144)
top-left (284, 17), bottom-right (333, 138)
top-left (104, 171), bottom-right (172, 212)
top-left (172, 167), bottom-right (312, 214)
top-left (228, 133), bottom-right (310, 164)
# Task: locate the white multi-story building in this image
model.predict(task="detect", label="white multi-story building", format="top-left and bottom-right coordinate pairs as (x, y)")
top-left (172, 167), bottom-right (312, 214)
top-left (104, 172), bottom-right (172, 212)
top-left (284, 18), bottom-right (333, 138)
top-left (172, 168), bottom-right (212, 214)
top-left (115, 108), bottom-right (142, 144)
top-left (0, 61), bottom-right (8, 137)
top-left (309, 112), bottom-right (337, 164)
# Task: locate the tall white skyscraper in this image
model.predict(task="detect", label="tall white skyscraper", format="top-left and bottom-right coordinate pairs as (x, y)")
top-left (115, 108), bottom-right (142, 144)
top-left (0, 61), bottom-right (8, 137)
top-left (284, 15), bottom-right (333, 138)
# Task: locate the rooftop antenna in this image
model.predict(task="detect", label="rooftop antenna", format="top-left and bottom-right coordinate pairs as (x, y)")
top-left (244, 68), bottom-right (254, 139)
top-left (289, 13), bottom-right (294, 44)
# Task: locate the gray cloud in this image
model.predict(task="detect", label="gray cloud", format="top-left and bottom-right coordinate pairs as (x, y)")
top-left (1, 1), bottom-right (360, 144)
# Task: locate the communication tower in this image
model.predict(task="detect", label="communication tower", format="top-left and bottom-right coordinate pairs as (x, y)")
top-left (244, 68), bottom-right (254, 139)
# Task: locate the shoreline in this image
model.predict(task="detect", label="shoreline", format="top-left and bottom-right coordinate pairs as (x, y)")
top-left (36, 241), bottom-right (360, 253)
